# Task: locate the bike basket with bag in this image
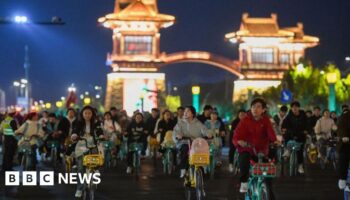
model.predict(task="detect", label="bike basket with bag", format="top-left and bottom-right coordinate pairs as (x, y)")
top-left (189, 138), bottom-right (210, 166)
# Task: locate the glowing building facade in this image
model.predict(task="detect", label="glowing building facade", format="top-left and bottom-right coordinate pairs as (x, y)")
top-left (99, 0), bottom-right (175, 114)
top-left (225, 13), bottom-right (319, 101)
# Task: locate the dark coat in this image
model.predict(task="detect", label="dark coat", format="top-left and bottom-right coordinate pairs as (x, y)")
top-left (281, 110), bottom-right (308, 142)
top-left (336, 109), bottom-right (350, 152)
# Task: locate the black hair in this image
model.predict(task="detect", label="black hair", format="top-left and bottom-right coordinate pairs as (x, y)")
top-left (280, 105), bottom-right (288, 112)
top-left (80, 105), bottom-right (97, 123)
top-left (185, 106), bottom-right (196, 117)
top-left (48, 113), bottom-right (56, 118)
top-left (104, 111), bottom-right (112, 117)
top-left (203, 105), bottom-right (213, 111)
top-left (290, 101), bottom-right (301, 108)
top-left (110, 107), bottom-right (117, 111)
top-left (251, 98), bottom-right (267, 109)
top-left (134, 112), bottom-right (144, 119)
top-left (342, 104), bottom-right (349, 111)
top-left (67, 108), bottom-right (75, 114)
top-left (322, 109), bottom-right (330, 115)
top-left (177, 106), bottom-right (184, 111)
top-left (151, 108), bottom-right (160, 113)
top-left (313, 106), bottom-right (321, 110)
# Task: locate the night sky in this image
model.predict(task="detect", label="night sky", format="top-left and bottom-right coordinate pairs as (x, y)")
top-left (0, 0), bottom-right (350, 104)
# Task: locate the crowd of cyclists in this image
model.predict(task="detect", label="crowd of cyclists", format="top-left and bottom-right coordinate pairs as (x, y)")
top-left (0, 98), bottom-right (349, 199)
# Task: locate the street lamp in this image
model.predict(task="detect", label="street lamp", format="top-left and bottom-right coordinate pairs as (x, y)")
top-left (14, 16), bottom-right (28, 23)
top-left (192, 86), bottom-right (200, 113)
top-left (326, 72), bottom-right (337, 111)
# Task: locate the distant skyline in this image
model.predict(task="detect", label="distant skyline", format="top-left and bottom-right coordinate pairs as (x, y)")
top-left (0, 0), bottom-right (349, 105)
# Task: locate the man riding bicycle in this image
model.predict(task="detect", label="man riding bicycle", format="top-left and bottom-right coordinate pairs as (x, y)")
top-left (233, 98), bottom-right (279, 197)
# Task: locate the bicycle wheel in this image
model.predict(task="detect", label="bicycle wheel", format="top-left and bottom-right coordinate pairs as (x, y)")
top-left (21, 154), bottom-right (27, 171)
top-left (133, 152), bottom-right (140, 177)
top-left (195, 168), bottom-right (204, 200)
top-left (167, 150), bottom-right (174, 175)
top-left (232, 151), bottom-right (240, 175)
top-left (51, 148), bottom-right (57, 169)
top-left (89, 182), bottom-right (95, 200)
top-left (184, 186), bottom-right (191, 200)
top-left (289, 151), bottom-right (295, 176)
top-left (209, 155), bottom-right (215, 179)
top-left (260, 182), bottom-right (271, 200)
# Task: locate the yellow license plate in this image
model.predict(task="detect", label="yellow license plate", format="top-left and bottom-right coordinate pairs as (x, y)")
top-left (189, 154), bottom-right (209, 166)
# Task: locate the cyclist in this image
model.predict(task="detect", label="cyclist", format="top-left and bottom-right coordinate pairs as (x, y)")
top-left (229, 109), bottom-right (246, 172)
top-left (125, 112), bottom-right (148, 174)
top-left (173, 106), bottom-right (209, 178)
top-left (205, 111), bottom-right (225, 166)
top-left (15, 112), bottom-right (44, 170)
top-left (273, 105), bottom-right (288, 135)
top-left (42, 113), bottom-right (62, 162)
top-left (102, 111), bottom-right (121, 143)
top-left (154, 109), bottom-right (176, 149)
top-left (337, 104), bottom-right (350, 189)
top-left (70, 106), bottom-right (104, 198)
top-left (233, 98), bottom-right (278, 195)
top-left (281, 101), bottom-right (308, 174)
top-left (314, 109), bottom-right (337, 161)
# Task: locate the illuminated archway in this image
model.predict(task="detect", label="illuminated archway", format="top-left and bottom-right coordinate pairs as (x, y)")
top-left (161, 51), bottom-right (243, 78)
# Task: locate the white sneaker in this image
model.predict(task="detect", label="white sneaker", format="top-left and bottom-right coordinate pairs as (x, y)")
top-left (339, 179), bottom-right (347, 189)
top-left (298, 164), bottom-right (304, 174)
top-left (75, 190), bottom-right (82, 198)
top-left (126, 167), bottom-right (132, 174)
top-left (239, 182), bottom-right (248, 193)
top-left (180, 169), bottom-right (186, 178)
top-left (229, 164), bottom-right (234, 173)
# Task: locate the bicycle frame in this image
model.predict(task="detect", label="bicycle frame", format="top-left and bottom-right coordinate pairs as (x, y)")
top-left (287, 140), bottom-right (302, 176)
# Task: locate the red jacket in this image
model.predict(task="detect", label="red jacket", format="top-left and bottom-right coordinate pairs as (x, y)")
top-left (233, 112), bottom-right (277, 156)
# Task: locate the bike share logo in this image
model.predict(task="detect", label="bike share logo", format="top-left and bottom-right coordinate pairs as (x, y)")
top-left (5, 171), bottom-right (101, 186)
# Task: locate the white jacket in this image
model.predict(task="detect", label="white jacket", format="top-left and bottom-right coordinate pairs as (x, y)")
top-left (314, 117), bottom-right (337, 140)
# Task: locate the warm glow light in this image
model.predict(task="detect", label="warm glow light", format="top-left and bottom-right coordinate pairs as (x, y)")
top-left (326, 72), bottom-right (337, 84)
top-left (233, 80), bottom-right (281, 101)
top-left (56, 101), bottom-right (63, 108)
top-left (83, 97), bottom-right (91, 105)
top-left (192, 86), bottom-right (200, 95)
top-left (45, 103), bottom-right (52, 109)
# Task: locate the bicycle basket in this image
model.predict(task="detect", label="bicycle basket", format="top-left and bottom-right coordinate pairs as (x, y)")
top-left (189, 153), bottom-right (210, 166)
top-left (83, 154), bottom-right (104, 167)
top-left (149, 137), bottom-right (159, 146)
top-left (251, 162), bottom-right (276, 178)
top-left (129, 143), bottom-right (143, 152)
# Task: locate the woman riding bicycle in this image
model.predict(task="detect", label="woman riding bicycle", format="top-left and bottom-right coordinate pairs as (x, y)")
top-left (70, 106), bottom-right (104, 198)
top-left (173, 106), bottom-right (209, 178)
top-left (233, 98), bottom-right (278, 198)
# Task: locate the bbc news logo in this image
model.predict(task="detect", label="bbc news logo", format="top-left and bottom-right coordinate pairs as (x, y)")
top-left (5, 171), bottom-right (101, 186)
